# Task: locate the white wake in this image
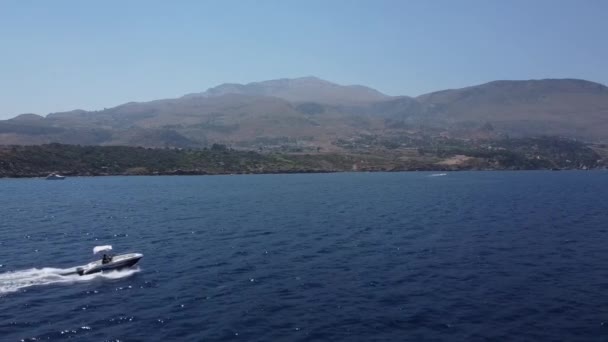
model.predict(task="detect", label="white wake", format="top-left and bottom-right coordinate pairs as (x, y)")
top-left (0, 266), bottom-right (140, 295)
top-left (429, 173), bottom-right (447, 177)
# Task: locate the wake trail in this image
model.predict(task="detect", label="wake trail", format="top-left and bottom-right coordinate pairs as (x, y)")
top-left (0, 266), bottom-right (140, 294)
top-left (428, 173), bottom-right (447, 177)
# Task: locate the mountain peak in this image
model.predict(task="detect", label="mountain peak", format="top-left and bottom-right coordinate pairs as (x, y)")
top-left (417, 78), bottom-right (608, 103)
top-left (482, 78), bottom-right (608, 91)
top-left (9, 113), bottom-right (44, 121)
top-left (184, 77), bottom-right (389, 104)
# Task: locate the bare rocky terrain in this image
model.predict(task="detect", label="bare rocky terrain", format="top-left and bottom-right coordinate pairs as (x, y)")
top-left (1, 77), bottom-right (607, 151)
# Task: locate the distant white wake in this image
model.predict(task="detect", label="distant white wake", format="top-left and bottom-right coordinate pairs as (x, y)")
top-left (429, 173), bottom-right (447, 177)
top-left (0, 266), bottom-right (140, 295)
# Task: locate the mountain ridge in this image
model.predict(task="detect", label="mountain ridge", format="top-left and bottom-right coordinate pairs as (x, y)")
top-left (2, 76), bottom-right (608, 148)
top-left (182, 76), bottom-right (390, 104)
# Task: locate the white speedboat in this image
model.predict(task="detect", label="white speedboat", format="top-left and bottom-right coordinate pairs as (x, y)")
top-left (46, 173), bottom-right (66, 180)
top-left (76, 245), bottom-right (143, 275)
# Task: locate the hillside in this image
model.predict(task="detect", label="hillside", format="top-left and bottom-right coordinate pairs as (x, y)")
top-left (1, 77), bottom-right (608, 150)
top-left (0, 138), bottom-right (603, 178)
top-left (414, 79), bottom-right (608, 139)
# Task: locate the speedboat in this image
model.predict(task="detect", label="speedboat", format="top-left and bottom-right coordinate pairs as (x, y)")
top-left (46, 173), bottom-right (66, 180)
top-left (76, 245), bottom-right (143, 276)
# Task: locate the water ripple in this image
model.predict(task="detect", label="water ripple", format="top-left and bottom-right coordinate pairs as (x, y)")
top-left (1, 172), bottom-right (608, 340)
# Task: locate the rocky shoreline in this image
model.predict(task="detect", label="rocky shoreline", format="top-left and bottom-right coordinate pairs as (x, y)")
top-left (2, 165), bottom-right (603, 179)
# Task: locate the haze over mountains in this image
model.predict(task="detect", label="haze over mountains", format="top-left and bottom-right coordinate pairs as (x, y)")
top-left (183, 76), bottom-right (389, 104)
top-left (2, 77), bottom-right (607, 149)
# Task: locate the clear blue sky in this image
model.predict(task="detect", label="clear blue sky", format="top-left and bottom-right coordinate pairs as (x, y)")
top-left (1, 0), bottom-right (607, 118)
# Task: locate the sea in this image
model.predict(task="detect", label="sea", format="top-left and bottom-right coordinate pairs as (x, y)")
top-left (1, 171), bottom-right (608, 341)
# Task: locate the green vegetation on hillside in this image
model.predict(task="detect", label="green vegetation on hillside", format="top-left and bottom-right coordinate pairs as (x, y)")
top-left (0, 137), bottom-right (604, 178)
top-left (0, 143), bottom-right (314, 177)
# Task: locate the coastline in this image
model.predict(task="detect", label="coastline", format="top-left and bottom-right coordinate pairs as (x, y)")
top-left (1, 166), bottom-right (603, 179)
top-left (1, 142), bottom-right (605, 179)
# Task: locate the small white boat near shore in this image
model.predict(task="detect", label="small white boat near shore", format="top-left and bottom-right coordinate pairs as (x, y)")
top-left (45, 173), bottom-right (66, 180)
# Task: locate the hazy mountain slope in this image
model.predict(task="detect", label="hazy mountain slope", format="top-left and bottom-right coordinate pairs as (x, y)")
top-left (33, 92), bottom-right (369, 148)
top-left (1, 77), bottom-right (608, 148)
top-left (415, 79), bottom-right (608, 138)
top-left (183, 76), bottom-right (390, 104)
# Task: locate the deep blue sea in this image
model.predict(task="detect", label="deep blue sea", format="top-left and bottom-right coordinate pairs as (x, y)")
top-left (1, 171), bottom-right (608, 341)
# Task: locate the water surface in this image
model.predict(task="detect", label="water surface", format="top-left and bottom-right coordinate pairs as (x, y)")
top-left (1, 171), bottom-right (608, 341)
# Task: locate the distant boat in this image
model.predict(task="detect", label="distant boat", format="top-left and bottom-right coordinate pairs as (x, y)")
top-left (45, 173), bottom-right (66, 180)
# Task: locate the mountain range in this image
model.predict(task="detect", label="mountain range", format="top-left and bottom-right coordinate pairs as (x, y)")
top-left (1, 76), bottom-right (607, 149)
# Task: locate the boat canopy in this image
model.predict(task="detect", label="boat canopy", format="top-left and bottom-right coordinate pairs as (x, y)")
top-left (93, 245), bottom-right (113, 254)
